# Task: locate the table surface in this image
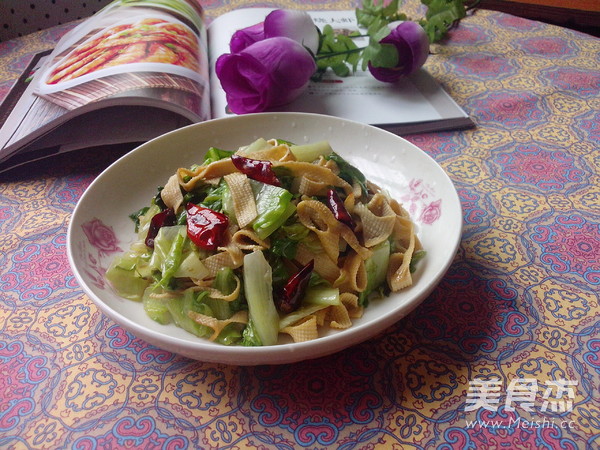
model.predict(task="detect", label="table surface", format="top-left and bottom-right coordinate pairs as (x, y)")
top-left (1, 1), bottom-right (599, 449)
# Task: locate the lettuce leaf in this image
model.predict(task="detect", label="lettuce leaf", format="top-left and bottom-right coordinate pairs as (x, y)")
top-left (250, 180), bottom-right (296, 239)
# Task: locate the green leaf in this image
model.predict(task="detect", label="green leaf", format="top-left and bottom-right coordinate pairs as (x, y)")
top-left (129, 206), bottom-right (149, 232)
top-left (164, 289), bottom-right (213, 338)
top-left (360, 41), bottom-right (379, 71)
top-left (243, 250), bottom-right (280, 346)
top-left (369, 42), bottom-right (399, 69)
top-left (271, 237), bottom-right (298, 259)
top-left (356, 0), bottom-right (402, 29)
top-left (155, 227), bottom-right (187, 289)
top-left (371, 21), bottom-right (391, 41)
top-left (215, 323), bottom-right (244, 346)
top-left (200, 179), bottom-right (228, 212)
top-left (332, 62), bottom-right (351, 77)
top-left (250, 180), bottom-right (296, 240)
top-left (421, 0), bottom-right (467, 42)
top-left (241, 319), bottom-right (262, 346)
top-left (315, 24), bottom-right (362, 76)
top-left (203, 147), bottom-right (234, 164)
top-left (409, 249), bottom-right (427, 273)
top-left (326, 153), bottom-right (368, 196)
top-left (358, 240), bottom-right (390, 306)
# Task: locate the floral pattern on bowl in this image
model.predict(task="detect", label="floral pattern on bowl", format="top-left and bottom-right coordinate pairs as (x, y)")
top-left (78, 218), bottom-right (122, 290)
top-left (401, 178), bottom-right (442, 225)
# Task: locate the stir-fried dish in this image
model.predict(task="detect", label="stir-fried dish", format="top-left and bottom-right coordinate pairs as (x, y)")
top-left (106, 138), bottom-right (425, 346)
top-left (47, 18), bottom-right (200, 85)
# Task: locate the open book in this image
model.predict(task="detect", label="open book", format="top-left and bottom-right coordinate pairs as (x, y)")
top-left (0, 0), bottom-right (473, 173)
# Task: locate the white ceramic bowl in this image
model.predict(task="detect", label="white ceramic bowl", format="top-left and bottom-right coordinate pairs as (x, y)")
top-left (67, 112), bottom-right (462, 365)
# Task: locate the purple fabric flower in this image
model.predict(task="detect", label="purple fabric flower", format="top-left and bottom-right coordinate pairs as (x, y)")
top-left (368, 21), bottom-right (430, 83)
top-left (229, 10), bottom-right (319, 54)
top-left (216, 37), bottom-right (317, 114)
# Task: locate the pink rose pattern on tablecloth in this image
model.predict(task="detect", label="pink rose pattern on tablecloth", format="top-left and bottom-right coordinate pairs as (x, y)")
top-left (1, 3), bottom-right (599, 449)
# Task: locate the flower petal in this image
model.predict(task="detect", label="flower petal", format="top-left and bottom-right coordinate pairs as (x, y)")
top-left (264, 9), bottom-right (319, 54)
top-left (394, 21), bottom-right (429, 74)
top-left (229, 21), bottom-right (265, 53)
top-left (216, 53), bottom-right (270, 113)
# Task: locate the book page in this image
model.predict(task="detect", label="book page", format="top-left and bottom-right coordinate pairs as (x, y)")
top-left (285, 70), bottom-right (443, 125)
top-left (0, 0), bottom-right (210, 165)
top-left (207, 8), bottom-right (472, 133)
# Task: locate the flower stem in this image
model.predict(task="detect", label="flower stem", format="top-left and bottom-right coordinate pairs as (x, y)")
top-left (315, 46), bottom-right (365, 61)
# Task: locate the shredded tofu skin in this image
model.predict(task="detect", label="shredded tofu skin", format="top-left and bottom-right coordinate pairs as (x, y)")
top-left (109, 138), bottom-right (424, 346)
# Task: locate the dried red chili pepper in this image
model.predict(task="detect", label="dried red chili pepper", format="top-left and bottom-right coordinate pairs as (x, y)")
top-left (231, 154), bottom-right (281, 186)
top-left (278, 260), bottom-right (314, 314)
top-left (145, 208), bottom-right (176, 248)
top-left (185, 203), bottom-right (229, 251)
top-left (326, 188), bottom-right (356, 229)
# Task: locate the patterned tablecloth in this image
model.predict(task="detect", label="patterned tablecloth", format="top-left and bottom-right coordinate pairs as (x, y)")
top-left (1, 0), bottom-right (599, 448)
